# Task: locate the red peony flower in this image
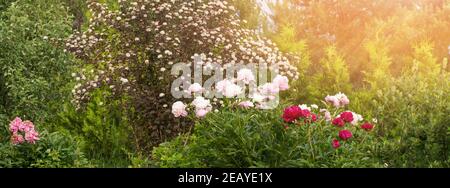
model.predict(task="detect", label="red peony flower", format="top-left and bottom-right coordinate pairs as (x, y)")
top-left (339, 130), bottom-right (353, 140)
top-left (340, 111), bottom-right (354, 123)
top-left (361, 122), bottom-right (374, 131)
top-left (304, 113), bottom-right (318, 124)
top-left (332, 139), bottom-right (340, 149)
top-left (332, 117), bottom-right (345, 127)
top-left (300, 109), bottom-right (311, 118)
top-left (311, 114), bottom-right (317, 122)
top-left (282, 106), bottom-right (303, 123)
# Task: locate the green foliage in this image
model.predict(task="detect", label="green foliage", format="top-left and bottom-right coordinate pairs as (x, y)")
top-left (152, 107), bottom-right (381, 168)
top-left (363, 40), bottom-right (392, 90)
top-left (0, 0), bottom-right (15, 13)
top-left (231, 0), bottom-right (260, 29)
top-left (306, 46), bottom-right (352, 103)
top-left (57, 89), bottom-right (133, 167)
top-left (271, 0), bottom-right (450, 79)
top-left (0, 130), bottom-right (91, 168)
top-left (372, 70), bottom-right (450, 167)
top-left (0, 0), bottom-right (74, 126)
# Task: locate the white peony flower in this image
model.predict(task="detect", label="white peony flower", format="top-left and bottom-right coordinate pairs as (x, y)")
top-left (188, 83), bottom-right (203, 94)
top-left (351, 112), bottom-right (363, 125)
top-left (237, 68), bottom-right (255, 84)
top-left (258, 83), bottom-right (279, 96)
top-left (272, 75), bottom-right (289, 91)
top-left (299, 104), bottom-right (311, 111)
top-left (222, 83), bottom-right (242, 98)
top-left (171, 101), bottom-right (188, 117)
top-left (192, 96), bottom-right (211, 110)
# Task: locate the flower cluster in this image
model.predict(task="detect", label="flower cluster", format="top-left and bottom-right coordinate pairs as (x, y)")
top-left (172, 69), bottom-right (290, 118)
top-left (325, 92), bottom-right (350, 108)
top-left (281, 93), bottom-right (376, 149)
top-left (281, 105), bottom-right (317, 124)
top-left (9, 117), bottom-right (40, 145)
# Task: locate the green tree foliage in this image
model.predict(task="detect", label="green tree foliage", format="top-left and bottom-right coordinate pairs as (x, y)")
top-left (306, 46), bottom-right (351, 103)
top-left (270, 0), bottom-right (450, 81)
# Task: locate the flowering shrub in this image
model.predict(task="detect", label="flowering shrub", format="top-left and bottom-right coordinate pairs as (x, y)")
top-left (65, 0), bottom-right (299, 148)
top-left (9, 117), bottom-right (40, 145)
top-left (153, 93), bottom-right (381, 167)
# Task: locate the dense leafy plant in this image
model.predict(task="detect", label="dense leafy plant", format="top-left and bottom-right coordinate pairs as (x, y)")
top-left (57, 89), bottom-right (133, 167)
top-left (0, 0), bottom-right (15, 13)
top-left (372, 65), bottom-right (450, 167)
top-left (0, 0), bottom-right (74, 126)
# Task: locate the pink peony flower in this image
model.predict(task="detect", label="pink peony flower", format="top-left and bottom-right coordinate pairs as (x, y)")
top-left (272, 75), bottom-right (289, 91)
top-left (336, 92), bottom-right (350, 106)
top-left (325, 93), bottom-right (350, 108)
top-left (238, 101), bottom-right (254, 108)
top-left (11, 133), bottom-right (25, 145)
top-left (9, 117), bottom-right (40, 145)
top-left (324, 111), bottom-right (332, 121)
top-left (339, 130), bottom-right (353, 140)
top-left (25, 130), bottom-right (40, 144)
top-left (195, 109), bottom-right (209, 118)
top-left (171, 101), bottom-right (188, 117)
top-left (237, 68), bottom-right (255, 84)
top-left (22, 120), bottom-right (35, 132)
top-left (9, 117), bottom-right (22, 133)
top-left (188, 83), bottom-right (203, 94)
top-left (325, 95), bottom-right (340, 107)
top-left (332, 139), bottom-right (340, 149)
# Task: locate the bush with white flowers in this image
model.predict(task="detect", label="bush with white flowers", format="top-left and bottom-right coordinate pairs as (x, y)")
top-left (65, 0), bottom-right (299, 148)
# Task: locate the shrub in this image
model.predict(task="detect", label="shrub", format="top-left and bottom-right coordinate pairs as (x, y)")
top-left (64, 0), bottom-right (299, 150)
top-left (153, 94), bottom-right (381, 168)
top-left (304, 46), bottom-right (352, 103)
top-left (372, 68), bottom-right (450, 167)
top-left (0, 0), bottom-right (74, 126)
top-left (57, 89), bottom-right (133, 167)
